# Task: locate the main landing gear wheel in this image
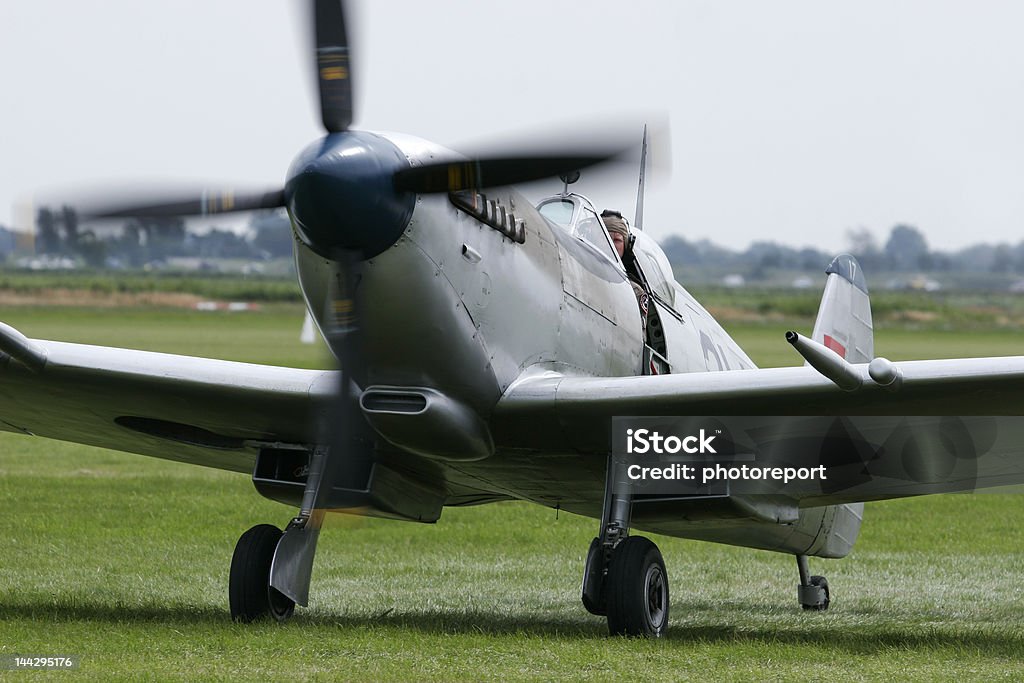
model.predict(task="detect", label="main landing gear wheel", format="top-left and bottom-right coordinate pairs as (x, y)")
top-left (581, 538), bottom-right (607, 616)
top-left (229, 524), bottom-right (296, 623)
top-left (605, 536), bottom-right (669, 637)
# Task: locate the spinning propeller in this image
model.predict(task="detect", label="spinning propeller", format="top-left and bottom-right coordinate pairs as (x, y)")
top-left (80, 0), bottom-right (629, 257)
top-left (64, 0), bottom-right (641, 609)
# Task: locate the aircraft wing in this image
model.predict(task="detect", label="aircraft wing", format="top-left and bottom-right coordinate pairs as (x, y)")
top-left (0, 326), bottom-right (334, 473)
top-left (498, 357), bottom-right (1024, 421)
top-left (494, 358), bottom-right (1024, 504)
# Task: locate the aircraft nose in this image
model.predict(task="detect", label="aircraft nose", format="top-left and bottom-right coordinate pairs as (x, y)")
top-left (285, 131), bottom-right (415, 258)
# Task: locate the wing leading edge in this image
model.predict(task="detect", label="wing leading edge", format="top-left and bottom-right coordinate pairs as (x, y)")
top-left (493, 357), bottom-right (1024, 504)
top-left (0, 326), bottom-right (335, 473)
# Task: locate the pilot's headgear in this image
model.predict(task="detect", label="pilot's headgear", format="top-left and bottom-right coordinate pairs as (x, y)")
top-left (602, 211), bottom-right (629, 237)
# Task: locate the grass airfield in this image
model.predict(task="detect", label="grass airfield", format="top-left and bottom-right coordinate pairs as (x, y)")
top-left (1, 304), bottom-right (1023, 680)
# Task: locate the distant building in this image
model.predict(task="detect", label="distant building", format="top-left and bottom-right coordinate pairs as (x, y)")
top-left (907, 275), bottom-right (941, 292)
top-left (11, 198), bottom-right (35, 251)
top-left (887, 275), bottom-right (941, 292)
top-left (791, 276), bottom-right (814, 289)
top-left (0, 226), bottom-right (15, 256)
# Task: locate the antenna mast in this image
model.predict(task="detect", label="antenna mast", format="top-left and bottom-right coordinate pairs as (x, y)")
top-left (633, 125), bottom-right (648, 230)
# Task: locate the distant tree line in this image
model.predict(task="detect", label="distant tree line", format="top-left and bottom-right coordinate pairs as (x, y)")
top-left (21, 209), bottom-right (1024, 276)
top-left (30, 206), bottom-right (294, 267)
top-left (661, 223), bottom-right (1024, 275)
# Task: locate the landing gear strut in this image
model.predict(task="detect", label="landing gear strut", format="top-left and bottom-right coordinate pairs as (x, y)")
top-left (229, 524), bottom-right (296, 622)
top-left (582, 454), bottom-right (670, 637)
top-left (796, 554), bottom-right (830, 611)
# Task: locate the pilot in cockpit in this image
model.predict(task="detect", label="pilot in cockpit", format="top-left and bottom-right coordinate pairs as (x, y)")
top-left (601, 209), bottom-right (649, 338)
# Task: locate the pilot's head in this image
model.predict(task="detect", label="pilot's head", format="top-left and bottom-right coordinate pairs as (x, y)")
top-left (602, 210), bottom-right (629, 258)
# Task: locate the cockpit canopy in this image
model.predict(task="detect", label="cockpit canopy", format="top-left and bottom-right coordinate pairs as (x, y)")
top-left (536, 194), bottom-right (619, 262)
top-left (536, 194), bottom-right (677, 309)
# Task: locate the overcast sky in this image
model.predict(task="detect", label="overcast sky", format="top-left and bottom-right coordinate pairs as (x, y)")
top-left (3, 1), bottom-right (1024, 252)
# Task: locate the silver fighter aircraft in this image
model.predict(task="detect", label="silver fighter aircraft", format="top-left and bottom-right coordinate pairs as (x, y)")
top-left (3, 1), bottom-right (1024, 638)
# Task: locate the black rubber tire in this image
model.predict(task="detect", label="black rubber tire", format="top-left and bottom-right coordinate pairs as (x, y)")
top-left (605, 536), bottom-right (670, 637)
top-left (229, 524), bottom-right (296, 623)
top-left (801, 575), bottom-right (830, 611)
top-left (581, 537), bottom-right (607, 616)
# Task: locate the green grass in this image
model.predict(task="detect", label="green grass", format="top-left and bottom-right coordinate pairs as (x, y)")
top-left (724, 322), bottom-right (1024, 369)
top-left (0, 305), bottom-right (330, 369)
top-left (1, 306), bottom-right (1023, 680)
top-left (691, 285), bottom-right (1024, 330)
top-left (0, 269), bottom-right (303, 302)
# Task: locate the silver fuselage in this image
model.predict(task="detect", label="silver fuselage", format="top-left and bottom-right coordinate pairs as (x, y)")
top-left (291, 132), bottom-right (853, 558)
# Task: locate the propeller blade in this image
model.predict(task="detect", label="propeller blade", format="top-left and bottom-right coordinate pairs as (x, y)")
top-left (269, 250), bottom-right (372, 605)
top-left (317, 249), bottom-right (374, 505)
top-left (79, 188), bottom-right (286, 219)
top-left (313, 0), bottom-right (354, 133)
top-left (392, 152), bottom-right (626, 194)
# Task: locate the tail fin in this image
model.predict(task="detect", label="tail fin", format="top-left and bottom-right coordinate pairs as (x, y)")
top-left (810, 254), bottom-right (873, 364)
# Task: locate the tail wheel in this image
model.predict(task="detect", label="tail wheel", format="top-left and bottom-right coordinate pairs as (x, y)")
top-left (801, 575), bottom-right (831, 611)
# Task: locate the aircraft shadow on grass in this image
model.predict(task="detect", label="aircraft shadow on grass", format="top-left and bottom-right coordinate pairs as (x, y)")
top-left (3, 601), bottom-right (1022, 656)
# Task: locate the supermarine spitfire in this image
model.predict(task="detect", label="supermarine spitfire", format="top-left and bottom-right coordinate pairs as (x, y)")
top-left (4, 0), bottom-right (1024, 638)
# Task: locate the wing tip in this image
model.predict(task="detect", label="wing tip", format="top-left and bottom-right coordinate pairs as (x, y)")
top-left (0, 322), bottom-right (46, 372)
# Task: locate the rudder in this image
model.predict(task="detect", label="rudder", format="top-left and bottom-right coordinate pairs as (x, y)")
top-left (810, 254), bottom-right (873, 364)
